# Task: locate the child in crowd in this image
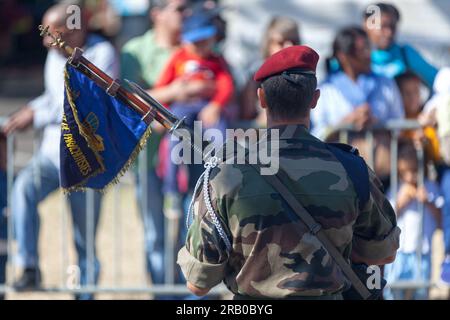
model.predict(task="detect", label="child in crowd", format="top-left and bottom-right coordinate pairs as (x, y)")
top-left (395, 71), bottom-right (440, 164)
top-left (420, 67), bottom-right (450, 283)
top-left (155, 9), bottom-right (234, 216)
top-left (384, 141), bottom-right (443, 300)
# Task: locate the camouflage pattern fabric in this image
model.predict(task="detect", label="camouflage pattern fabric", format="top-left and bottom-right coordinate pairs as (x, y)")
top-left (177, 124), bottom-right (400, 299)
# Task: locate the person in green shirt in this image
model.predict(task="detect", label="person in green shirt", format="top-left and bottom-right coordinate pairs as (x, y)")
top-left (120, 0), bottom-right (215, 294)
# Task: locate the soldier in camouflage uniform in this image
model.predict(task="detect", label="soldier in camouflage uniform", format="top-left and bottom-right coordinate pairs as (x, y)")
top-left (177, 45), bottom-right (400, 299)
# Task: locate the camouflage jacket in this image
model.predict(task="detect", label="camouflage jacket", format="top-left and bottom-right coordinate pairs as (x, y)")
top-left (177, 124), bottom-right (400, 298)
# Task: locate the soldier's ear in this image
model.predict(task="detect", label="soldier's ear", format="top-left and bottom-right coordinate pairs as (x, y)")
top-left (310, 89), bottom-right (320, 109)
top-left (257, 87), bottom-right (268, 109)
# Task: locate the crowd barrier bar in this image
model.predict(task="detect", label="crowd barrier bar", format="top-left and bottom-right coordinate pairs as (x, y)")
top-left (0, 118), bottom-right (447, 298)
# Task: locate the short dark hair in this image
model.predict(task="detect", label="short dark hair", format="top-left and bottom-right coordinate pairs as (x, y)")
top-left (332, 26), bottom-right (367, 56)
top-left (149, 0), bottom-right (171, 9)
top-left (398, 139), bottom-right (430, 177)
top-left (261, 73), bottom-right (317, 120)
top-left (149, 0), bottom-right (191, 11)
top-left (398, 139), bottom-right (419, 165)
top-left (395, 71), bottom-right (421, 88)
top-left (363, 2), bottom-right (401, 22)
top-left (262, 16), bottom-right (301, 59)
top-left (326, 26), bottom-right (367, 73)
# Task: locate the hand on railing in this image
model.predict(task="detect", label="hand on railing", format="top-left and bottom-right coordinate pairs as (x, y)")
top-left (1, 107), bottom-right (34, 136)
top-left (418, 108), bottom-right (437, 127)
top-left (340, 103), bottom-right (376, 131)
top-left (395, 183), bottom-right (418, 212)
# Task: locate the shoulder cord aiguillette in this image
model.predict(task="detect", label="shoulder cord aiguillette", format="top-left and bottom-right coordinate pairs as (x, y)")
top-left (186, 156), bottom-right (232, 252)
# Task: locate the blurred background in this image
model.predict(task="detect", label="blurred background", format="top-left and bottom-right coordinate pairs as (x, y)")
top-left (0, 0), bottom-right (449, 300)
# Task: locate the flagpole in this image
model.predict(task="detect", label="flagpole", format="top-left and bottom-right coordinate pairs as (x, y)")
top-left (39, 26), bottom-right (211, 136)
top-left (39, 26), bottom-right (166, 127)
top-left (39, 25), bottom-right (216, 157)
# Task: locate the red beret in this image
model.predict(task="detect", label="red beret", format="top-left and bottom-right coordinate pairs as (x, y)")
top-left (254, 45), bottom-right (319, 82)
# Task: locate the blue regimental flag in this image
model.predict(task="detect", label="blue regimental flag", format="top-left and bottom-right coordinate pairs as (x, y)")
top-left (60, 63), bottom-right (151, 191)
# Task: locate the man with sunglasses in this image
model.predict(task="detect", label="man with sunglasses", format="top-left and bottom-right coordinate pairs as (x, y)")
top-left (120, 0), bottom-right (217, 297)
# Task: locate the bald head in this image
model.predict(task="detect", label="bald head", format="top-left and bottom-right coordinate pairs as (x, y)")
top-left (42, 3), bottom-right (87, 52)
top-left (43, 4), bottom-right (71, 28)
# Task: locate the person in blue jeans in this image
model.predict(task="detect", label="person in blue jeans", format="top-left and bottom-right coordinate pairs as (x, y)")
top-left (0, 169), bottom-right (7, 300)
top-left (363, 2), bottom-right (438, 89)
top-left (134, 167), bottom-right (165, 285)
top-left (1, 3), bottom-right (117, 300)
top-left (0, 132), bottom-right (6, 300)
top-left (11, 153), bottom-right (102, 300)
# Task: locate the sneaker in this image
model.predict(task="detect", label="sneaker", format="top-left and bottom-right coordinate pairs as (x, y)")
top-left (164, 193), bottom-right (182, 220)
top-left (12, 268), bottom-right (41, 291)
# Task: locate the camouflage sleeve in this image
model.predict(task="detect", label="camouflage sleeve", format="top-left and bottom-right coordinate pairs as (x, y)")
top-left (352, 168), bottom-right (401, 262)
top-left (177, 181), bottom-right (230, 290)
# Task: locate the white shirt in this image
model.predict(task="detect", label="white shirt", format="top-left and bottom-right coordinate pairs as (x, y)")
top-left (29, 34), bottom-right (118, 169)
top-left (388, 181), bottom-right (444, 254)
top-left (311, 72), bottom-right (404, 140)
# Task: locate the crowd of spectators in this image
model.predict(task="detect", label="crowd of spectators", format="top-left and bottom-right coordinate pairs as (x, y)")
top-left (0, 0), bottom-right (449, 300)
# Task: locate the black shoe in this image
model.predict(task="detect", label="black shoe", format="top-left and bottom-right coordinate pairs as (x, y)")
top-left (13, 268), bottom-right (41, 291)
top-left (74, 293), bottom-right (95, 300)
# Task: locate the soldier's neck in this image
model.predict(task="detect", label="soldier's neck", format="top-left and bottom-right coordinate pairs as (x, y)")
top-left (266, 116), bottom-right (310, 130)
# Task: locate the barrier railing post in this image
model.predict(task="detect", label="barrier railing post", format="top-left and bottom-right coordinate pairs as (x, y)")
top-left (390, 129), bottom-right (400, 205)
top-left (339, 129), bottom-right (349, 144)
top-left (416, 145), bottom-right (425, 281)
top-left (32, 132), bottom-right (42, 283)
top-left (165, 209), bottom-right (178, 285)
top-left (138, 146), bottom-right (149, 286)
top-left (86, 189), bottom-right (95, 288)
top-left (113, 183), bottom-right (122, 287)
top-left (60, 192), bottom-right (69, 289)
top-left (366, 130), bottom-right (375, 170)
top-left (6, 133), bottom-right (15, 286)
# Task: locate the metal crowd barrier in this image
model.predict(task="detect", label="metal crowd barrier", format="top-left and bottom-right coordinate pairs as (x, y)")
top-left (0, 116), bottom-right (228, 298)
top-left (334, 119), bottom-right (447, 293)
top-left (0, 117), bottom-right (447, 298)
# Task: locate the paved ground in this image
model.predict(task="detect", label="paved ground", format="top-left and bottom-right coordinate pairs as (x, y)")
top-left (7, 184), bottom-right (152, 300)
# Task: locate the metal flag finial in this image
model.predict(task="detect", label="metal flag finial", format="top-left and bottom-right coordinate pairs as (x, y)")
top-left (38, 25), bottom-right (66, 49)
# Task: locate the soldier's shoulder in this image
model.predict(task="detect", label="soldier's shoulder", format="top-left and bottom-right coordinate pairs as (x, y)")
top-left (326, 142), bottom-right (362, 157)
top-left (331, 142), bottom-right (384, 190)
top-left (209, 160), bottom-right (252, 198)
top-left (207, 142), bottom-right (258, 198)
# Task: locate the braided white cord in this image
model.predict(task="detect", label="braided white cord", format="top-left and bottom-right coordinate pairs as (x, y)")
top-left (185, 149), bottom-right (217, 229)
top-left (186, 156), bottom-right (232, 252)
top-left (186, 170), bottom-right (205, 229)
